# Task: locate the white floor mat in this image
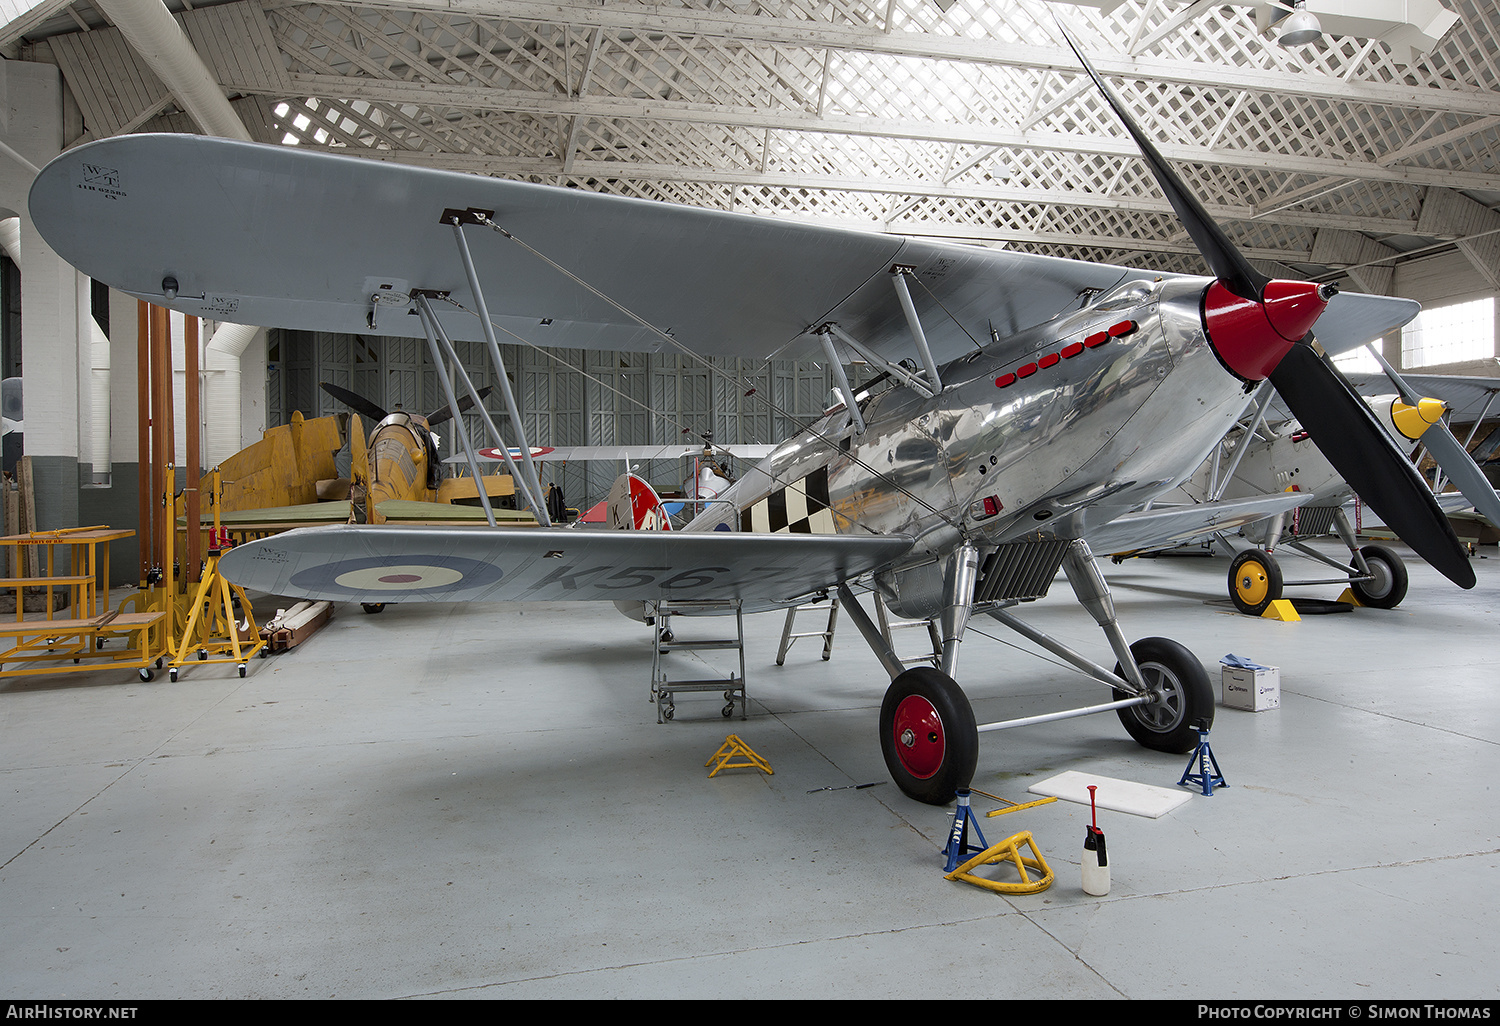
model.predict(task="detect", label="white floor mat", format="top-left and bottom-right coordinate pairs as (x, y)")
top-left (1027, 770), bottom-right (1193, 819)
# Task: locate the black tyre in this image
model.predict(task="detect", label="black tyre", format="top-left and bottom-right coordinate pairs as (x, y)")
top-left (361, 603), bottom-right (386, 614)
top-left (1227, 549), bottom-right (1282, 616)
top-left (1350, 544), bottom-right (1408, 609)
top-left (1113, 637), bottom-right (1214, 753)
top-left (879, 667), bottom-right (979, 805)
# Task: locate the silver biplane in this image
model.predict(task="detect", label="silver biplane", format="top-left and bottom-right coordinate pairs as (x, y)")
top-left (28, 35), bottom-right (1477, 804)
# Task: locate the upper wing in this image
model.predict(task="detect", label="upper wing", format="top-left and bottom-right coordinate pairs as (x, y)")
top-left (31, 134), bottom-right (1418, 366)
top-left (1344, 372), bottom-right (1500, 424)
top-left (31, 133), bottom-right (1141, 365)
top-left (1084, 492), bottom-right (1315, 555)
top-left (217, 524), bottom-right (913, 611)
top-left (1307, 293), bottom-right (1420, 356)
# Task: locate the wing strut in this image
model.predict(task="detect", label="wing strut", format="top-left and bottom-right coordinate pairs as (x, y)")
top-left (415, 291), bottom-right (549, 525)
top-left (890, 267), bottom-right (945, 394)
top-left (1210, 383), bottom-right (1273, 502)
top-left (818, 323), bottom-right (939, 399)
top-left (818, 332), bottom-right (867, 436)
top-left (447, 215), bottom-right (553, 527)
top-left (413, 297), bottom-right (497, 526)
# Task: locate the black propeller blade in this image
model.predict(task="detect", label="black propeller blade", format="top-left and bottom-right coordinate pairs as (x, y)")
top-left (1059, 27), bottom-right (1268, 303)
top-left (1060, 17), bottom-right (1475, 589)
top-left (319, 382), bottom-right (387, 424)
top-left (427, 385), bottom-right (495, 428)
top-left (1269, 347), bottom-right (1474, 588)
top-left (321, 381), bottom-right (496, 429)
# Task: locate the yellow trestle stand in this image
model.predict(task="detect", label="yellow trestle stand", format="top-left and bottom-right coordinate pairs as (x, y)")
top-left (705, 735), bottom-right (773, 778)
top-left (167, 468), bottom-right (265, 680)
top-left (944, 830), bottom-right (1055, 895)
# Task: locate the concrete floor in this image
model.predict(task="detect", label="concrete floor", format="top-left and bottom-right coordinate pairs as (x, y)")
top-left (0, 538), bottom-right (1496, 999)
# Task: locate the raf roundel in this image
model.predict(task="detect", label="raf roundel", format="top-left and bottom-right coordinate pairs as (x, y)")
top-left (290, 556), bottom-right (505, 598)
top-left (334, 564), bottom-right (464, 591)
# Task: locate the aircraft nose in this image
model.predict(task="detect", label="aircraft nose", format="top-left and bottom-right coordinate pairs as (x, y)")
top-left (1202, 279), bottom-right (1333, 382)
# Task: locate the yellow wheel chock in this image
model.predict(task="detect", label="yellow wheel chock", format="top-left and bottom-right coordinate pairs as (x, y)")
top-left (944, 830), bottom-right (1055, 895)
top-left (706, 734), bottom-right (773, 778)
top-left (1260, 599), bottom-right (1301, 621)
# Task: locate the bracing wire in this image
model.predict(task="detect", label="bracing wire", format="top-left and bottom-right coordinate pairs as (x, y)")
top-left (466, 215), bottom-right (957, 525)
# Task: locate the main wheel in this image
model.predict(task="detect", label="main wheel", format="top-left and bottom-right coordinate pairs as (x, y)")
top-left (1113, 637), bottom-right (1213, 753)
top-left (1227, 549), bottom-right (1282, 616)
top-left (1350, 544), bottom-right (1408, 609)
top-left (879, 667), bottom-right (978, 806)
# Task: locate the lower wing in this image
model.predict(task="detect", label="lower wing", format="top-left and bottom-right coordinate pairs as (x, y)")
top-left (1084, 493), bottom-right (1315, 556)
top-left (218, 525), bottom-right (914, 611)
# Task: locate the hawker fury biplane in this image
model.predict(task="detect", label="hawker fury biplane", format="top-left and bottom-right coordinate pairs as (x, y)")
top-left (28, 35), bottom-right (1476, 804)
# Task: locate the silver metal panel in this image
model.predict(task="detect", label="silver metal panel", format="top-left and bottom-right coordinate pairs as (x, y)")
top-left (218, 525), bottom-right (914, 612)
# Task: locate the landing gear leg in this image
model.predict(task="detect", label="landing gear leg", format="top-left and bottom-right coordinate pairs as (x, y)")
top-left (1333, 509), bottom-right (1408, 609)
top-left (1112, 637), bottom-right (1213, 752)
top-left (861, 544), bottom-right (982, 805)
top-left (1062, 540), bottom-right (1145, 688)
top-left (1063, 540), bottom-right (1211, 751)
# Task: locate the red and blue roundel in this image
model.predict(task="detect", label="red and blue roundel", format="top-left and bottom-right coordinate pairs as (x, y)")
top-left (289, 555), bottom-right (505, 598)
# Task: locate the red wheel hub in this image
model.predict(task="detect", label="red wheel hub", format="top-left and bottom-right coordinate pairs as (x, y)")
top-left (892, 695), bottom-right (946, 779)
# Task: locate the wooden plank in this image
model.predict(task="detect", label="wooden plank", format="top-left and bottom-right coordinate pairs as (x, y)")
top-left (20, 455), bottom-right (35, 578)
top-left (2, 479), bottom-right (15, 577)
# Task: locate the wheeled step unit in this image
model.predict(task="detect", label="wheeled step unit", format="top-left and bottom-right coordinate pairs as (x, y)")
top-left (649, 598), bottom-right (747, 722)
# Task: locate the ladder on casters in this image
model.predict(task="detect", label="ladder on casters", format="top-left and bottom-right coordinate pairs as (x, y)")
top-left (776, 594), bottom-right (839, 664)
top-left (650, 598), bottom-right (747, 723)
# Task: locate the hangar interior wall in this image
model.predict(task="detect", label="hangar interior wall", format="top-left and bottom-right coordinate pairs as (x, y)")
top-left (1391, 250), bottom-right (1500, 377)
top-left (270, 328), bottom-right (843, 513)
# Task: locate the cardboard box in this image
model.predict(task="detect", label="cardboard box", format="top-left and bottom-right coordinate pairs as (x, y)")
top-left (1222, 665), bottom-right (1280, 711)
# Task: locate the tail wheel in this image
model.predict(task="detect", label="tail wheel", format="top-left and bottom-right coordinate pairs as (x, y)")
top-left (1227, 548), bottom-right (1282, 616)
top-left (1112, 637), bottom-right (1213, 753)
top-left (1351, 544), bottom-right (1408, 609)
top-left (879, 667), bottom-right (978, 806)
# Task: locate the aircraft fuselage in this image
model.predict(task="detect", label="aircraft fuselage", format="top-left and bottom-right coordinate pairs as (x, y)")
top-left (690, 275), bottom-right (1255, 568)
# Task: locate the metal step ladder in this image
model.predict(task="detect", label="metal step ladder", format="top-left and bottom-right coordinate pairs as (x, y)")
top-left (875, 595), bottom-right (942, 668)
top-left (649, 598), bottom-right (747, 723)
top-left (775, 595), bottom-right (839, 665)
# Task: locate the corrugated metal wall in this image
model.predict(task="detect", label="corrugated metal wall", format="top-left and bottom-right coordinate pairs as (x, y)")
top-left (269, 329), bottom-right (837, 511)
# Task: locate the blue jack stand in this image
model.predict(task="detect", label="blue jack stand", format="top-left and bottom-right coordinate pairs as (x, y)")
top-left (942, 789), bottom-right (990, 873)
top-left (1179, 723), bottom-right (1227, 795)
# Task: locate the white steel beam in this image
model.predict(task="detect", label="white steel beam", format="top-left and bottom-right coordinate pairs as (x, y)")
top-left (320, 0), bottom-right (1500, 119)
top-left (266, 72), bottom-right (1500, 194)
